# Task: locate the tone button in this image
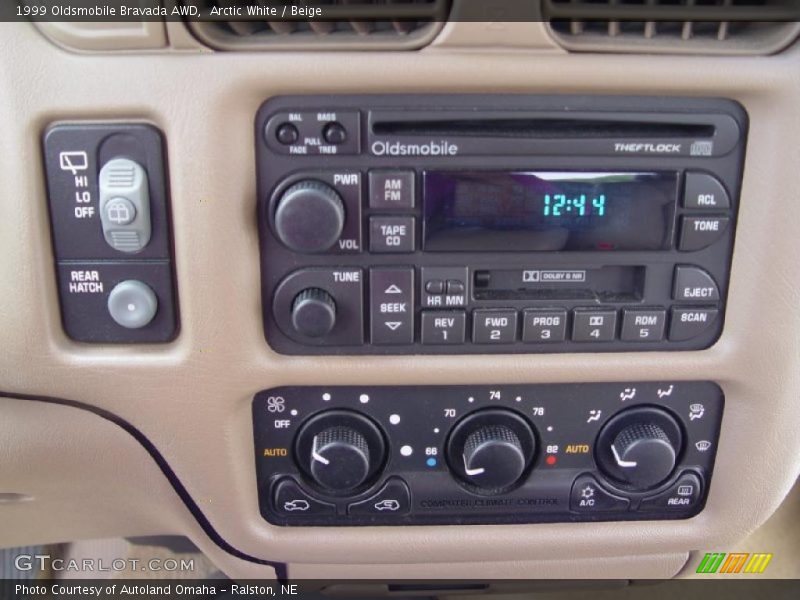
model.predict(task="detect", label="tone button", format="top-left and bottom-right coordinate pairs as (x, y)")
top-left (679, 215), bottom-right (730, 251)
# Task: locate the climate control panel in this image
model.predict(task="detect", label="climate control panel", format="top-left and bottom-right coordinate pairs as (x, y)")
top-left (253, 382), bottom-right (723, 526)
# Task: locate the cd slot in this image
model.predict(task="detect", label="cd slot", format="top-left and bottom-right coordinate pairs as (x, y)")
top-left (372, 118), bottom-right (715, 140)
top-left (473, 266), bottom-right (645, 302)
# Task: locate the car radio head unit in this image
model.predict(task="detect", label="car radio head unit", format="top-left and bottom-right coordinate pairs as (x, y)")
top-left (255, 95), bottom-right (747, 355)
top-left (422, 170), bottom-right (677, 252)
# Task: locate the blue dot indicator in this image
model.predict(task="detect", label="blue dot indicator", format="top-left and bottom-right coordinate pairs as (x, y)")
top-left (426, 457), bottom-right (437, 468)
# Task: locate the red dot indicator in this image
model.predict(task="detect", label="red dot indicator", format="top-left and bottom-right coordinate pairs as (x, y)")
top-left (546, 455), bottom-right (557, 466)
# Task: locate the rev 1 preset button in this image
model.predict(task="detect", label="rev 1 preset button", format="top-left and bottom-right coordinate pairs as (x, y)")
top-left (421, 311), bottom-right (466, 345)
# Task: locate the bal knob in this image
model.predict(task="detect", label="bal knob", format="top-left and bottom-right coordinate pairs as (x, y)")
top-left (273, 180), bottom-right (345, 253)
top-left (291, 288), bottom-right (336, 338)
top-left (309, 426), bottom-right (371, 492)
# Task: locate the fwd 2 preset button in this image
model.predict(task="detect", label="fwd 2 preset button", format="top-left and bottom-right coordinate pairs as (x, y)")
top-left (473, 309), bottom-right (517, 344)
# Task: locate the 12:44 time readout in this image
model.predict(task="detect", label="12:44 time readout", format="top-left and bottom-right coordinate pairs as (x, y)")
top-left (543, 194), bottom-right (607, 218)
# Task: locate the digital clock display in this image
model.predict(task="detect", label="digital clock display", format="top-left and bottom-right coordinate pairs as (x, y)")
top-left (423, 170), bottom-right (677, 252)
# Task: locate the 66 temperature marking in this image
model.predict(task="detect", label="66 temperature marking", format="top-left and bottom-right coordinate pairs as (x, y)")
top-left (266, 396), bottom-right (286, 413)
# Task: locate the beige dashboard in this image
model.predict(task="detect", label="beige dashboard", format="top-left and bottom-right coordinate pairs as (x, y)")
top-left (1, 15), bottom-right (800, 582)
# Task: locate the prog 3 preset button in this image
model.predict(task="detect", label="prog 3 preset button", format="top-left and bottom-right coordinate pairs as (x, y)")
top-left (472, 309), bottom-right (518, 344)
top-left (522, 309), bottom-right (568, 343)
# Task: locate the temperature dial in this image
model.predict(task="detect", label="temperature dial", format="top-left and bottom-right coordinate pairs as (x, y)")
top-left (294, 410), bottom-right (386, 495)
top-left (446, 409), bottom-right (537, 493)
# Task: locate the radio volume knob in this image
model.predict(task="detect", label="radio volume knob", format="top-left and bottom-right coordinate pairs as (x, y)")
top-left (273, 180), bottom-right (345, 253)
top-left (292, 288), bottom-right (336, 338)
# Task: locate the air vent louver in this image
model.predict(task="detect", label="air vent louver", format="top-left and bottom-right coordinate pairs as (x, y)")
top-left (186, 0), bottom-right (450, 50)
top-left (545, 0), bottom-right (800, 55)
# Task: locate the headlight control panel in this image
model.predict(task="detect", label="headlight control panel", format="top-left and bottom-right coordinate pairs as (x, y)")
top-left (253, 381), bottom-right (723, 526)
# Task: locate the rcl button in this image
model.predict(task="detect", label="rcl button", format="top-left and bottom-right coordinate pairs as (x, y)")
top-left (679, 215), bottom-right (730, 251)
top-left (673, 266), bottom-right (720, 302)
top-left (570, 475), bottom-right (629, 512)
top-left (683, 172), bottom-right (730, 209)
top-left (639, 472), bottom-right (702, 512)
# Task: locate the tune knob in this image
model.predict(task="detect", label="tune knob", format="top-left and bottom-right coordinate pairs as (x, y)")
top-left (446, 409), bottom-right (536, 493)
top-left (595, 406), bottom-right (683, 491)
top-left (273, 180), bottom-right (345, 253)
top-left (294, 410), bottom-right (386, 495)
top-left (291, 288), bottom-right (336, 338)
